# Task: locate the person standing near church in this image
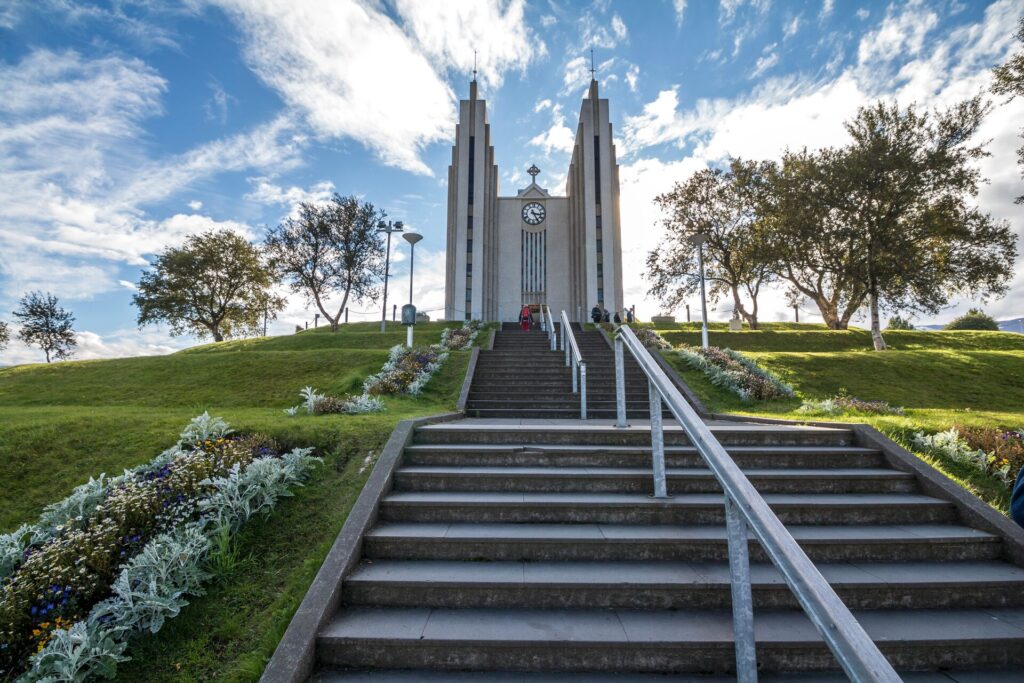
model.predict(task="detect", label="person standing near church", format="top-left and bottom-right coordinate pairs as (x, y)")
top-left (519, 304), bottom-right (534, 331)
top-left (626, 308), bottom-right (634, 323)
top-left (603, 308), bottom-right (611, 323)
top-left (591, 305), bottom-right (602, 324)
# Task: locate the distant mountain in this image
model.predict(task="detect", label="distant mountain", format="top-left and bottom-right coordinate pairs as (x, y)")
top-left (916, 318), bottom-right (1024, 333)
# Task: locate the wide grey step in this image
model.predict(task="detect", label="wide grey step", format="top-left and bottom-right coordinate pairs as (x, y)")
top-left (364, 522), bottom-right (1002, 563)
top-left (343, 559), bottom-right (1024, 610)
top-left (393, 466), bottom-right (917, 494)
top-left (412, 424), bottom-right (855, 447)
top-left (313, 670), bottom-right (1022, 682)
top-left (464, 409), bottom-right (663, 419)
top-left (317, 606), bottom-right (1024, 672)
top-left (401, 444), bottom-right (887, 469)
top-left (466, 400), bottom-right (664, 411)
top-left (378, 491), bottom-right (955, 525)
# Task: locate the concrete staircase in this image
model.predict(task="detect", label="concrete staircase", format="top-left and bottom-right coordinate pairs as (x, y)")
top-left (310, 422), bottom-right (1024, 680)
top-left (465, 324), bottom-right (657, 419)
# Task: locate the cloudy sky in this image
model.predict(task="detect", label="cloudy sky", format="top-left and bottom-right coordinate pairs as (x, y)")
top-left (1, 0), bottom-right (1022, 364)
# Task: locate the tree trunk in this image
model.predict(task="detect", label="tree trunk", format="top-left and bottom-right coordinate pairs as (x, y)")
top-left (44, 348), bottom-right (51, 363)
top-left (815, 298), bottom-right (841, 329)
top-left (330, 287), bottom-right (351, 333)
top-left (867, 243), bottom-right (886, 351)
top-left (213, 329), bottom-right (224, 342)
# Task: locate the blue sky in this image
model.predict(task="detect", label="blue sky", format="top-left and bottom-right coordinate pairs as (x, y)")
top-left (1, 0), bottom-right (1022, 363)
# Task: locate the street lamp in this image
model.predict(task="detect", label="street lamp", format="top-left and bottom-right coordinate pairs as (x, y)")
top-left (688, 233), bottom-right (710, 349)
top-left (379, 220), bottom-right (404, 333)
top-left (402, 231), bottom-right (423, 348)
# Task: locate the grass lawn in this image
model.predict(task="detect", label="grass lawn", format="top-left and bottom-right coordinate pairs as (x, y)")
top-left (649, 322), bottom-right (1024, 513)
top-left (0, 321), bottom-right (473, 681)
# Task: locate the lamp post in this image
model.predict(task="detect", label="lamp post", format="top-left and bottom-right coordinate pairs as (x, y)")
top-left (688, 233), bottom-right (710, 349)
top-left (403, 231), bottom-right (423, 348)
top-left (378, 220), bottom-right (404, 333)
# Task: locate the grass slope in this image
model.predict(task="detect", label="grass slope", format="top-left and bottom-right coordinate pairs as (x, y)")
top-left (0, 321), bottom-right (471, 681)
top-left (651, 322), bottom-right (1024, 511)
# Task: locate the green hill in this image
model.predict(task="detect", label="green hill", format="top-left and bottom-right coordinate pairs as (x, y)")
top-left (652, 322), bottom-right (1024, 511)
top-left (0, 321), bottom-right (473, 681)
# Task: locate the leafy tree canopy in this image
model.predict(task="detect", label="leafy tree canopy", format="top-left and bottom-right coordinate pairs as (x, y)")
top-left (945, 308), bottom-right (1000, 331)
top-left (134, 229), bottom-right (283, 342)
top-left (264, 194), bottom-right (386, 332)
top-left (646, 158), bottom-right (775, 329)
top-left (992, 17), bottom-right (1024, 203)
top-left (13, 292), bottom-right (77, 363)
top-left (0, 321), bottom-right (9, 352)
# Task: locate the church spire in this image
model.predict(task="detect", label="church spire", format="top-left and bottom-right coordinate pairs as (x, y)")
top-left (469, 49), bottom-right (478, 100)
top-left (588, 48), bottom-right (599, 100)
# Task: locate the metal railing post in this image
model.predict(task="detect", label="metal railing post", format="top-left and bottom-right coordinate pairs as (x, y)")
top-left (648, 381), bottom-right (668, 498)
top-left (615, 335), bottom-right (628, 428)
top-left (725, 496), bottom-right (758, 682)
top-left (564, 326), bottom-right (570, 366)
top-left (580, 363), bottom-right (587, 420)
top-left (571, 356), bottom-right (578, 393)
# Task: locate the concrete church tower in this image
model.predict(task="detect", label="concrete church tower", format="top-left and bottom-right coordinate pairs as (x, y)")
top-left (444, 77), bottom-right (624, 322)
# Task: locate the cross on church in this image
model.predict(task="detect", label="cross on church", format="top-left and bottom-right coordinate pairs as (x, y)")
top-left (527, 164), bottom-right (540, 180)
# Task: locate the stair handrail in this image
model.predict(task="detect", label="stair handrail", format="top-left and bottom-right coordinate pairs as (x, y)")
top-left (559, 310), bottom-right (587, 420)
top-left (541, 305), bottom-right (557, 351)
top-left (613, 324), bottom-right (899, 683)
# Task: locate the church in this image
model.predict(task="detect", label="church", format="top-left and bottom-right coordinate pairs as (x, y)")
top-left (443, 76), bottom-right (625, 323)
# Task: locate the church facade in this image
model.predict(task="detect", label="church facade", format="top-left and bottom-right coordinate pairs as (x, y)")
top-left (443, 78), bottom-right (625, 323)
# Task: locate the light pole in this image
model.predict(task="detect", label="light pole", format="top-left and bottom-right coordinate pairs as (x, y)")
top-left (403, 231), bottom-right (423, 348)
top-left (379, 220), bottom-right (404, 333)
top-left (688, 233), bottom-right (710, 349)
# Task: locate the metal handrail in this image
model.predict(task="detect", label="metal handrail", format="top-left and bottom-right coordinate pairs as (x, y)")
top-left (613, 325), bottom-right (899, 683)
top-left (560, 310), bottom-right (587, 419)
top-left (541, 305), bottom-right (556, 351)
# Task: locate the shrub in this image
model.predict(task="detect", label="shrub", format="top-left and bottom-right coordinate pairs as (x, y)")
top-left (674, 346), bottom-right (794, 401)
top-left (632, 327), bottom-right (671, 350)
top-left (886, 315), bottom-right (914, 330)
top-left (0, 415), bottom-right (320, 680)
top-left (439, 320), bottom-right (482, 351)
top-left (954, 425), bottom-right (1024, 484)
top-left (284, 387), bottom-right (384, 416)
top-left (798, 392), bottom-right (905, 416)
top-left (363, 345), bottom-right (448, 396)
top-left (910, 428), bottom-right (1016, 486)
top-left (945, 308), bottom-right (999, 331)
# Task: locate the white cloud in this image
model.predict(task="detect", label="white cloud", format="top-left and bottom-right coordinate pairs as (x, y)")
top-left (751, 45), bottom-right (780, 78)
top-left (203, 78), bottom-right (235, 124)
top-left (534, 98), bottom-right (553, 113)
top-left (0, 326), bottom-right (194, 367)
top-left (820, 0), bottom-right (835, 21)
top-left (188, 200), bottom-right (203, 211)
top-left (540, 14), bottom-right (557, 28)
top-left (393, 0), bottom-right (544, 89)
top-left (118, 280), bottom-right (137, 290)
top-left (857, 0), bottom-right (938, 66)
top-left (580, 9), bottom-right (629, 49)
top-left (245, 177), bottom-right (337, 216)
top-left (211, 0), bottom-right (541, 176)
top-left (626, 64), bottom-right (640, 92)
top-left (563, 56), bottom-right (591, 95)
top-left (673, 0), bottom-right (686, 26)
top-left (720, 0), bottom-right (771, 26)
top-left (783, 15), bottom-right (801, 39)
top-left (529, 104), bottom-right (576, 155)
top-left (856, 8), bottom-right (870, 20)
top-left (611, 14), bottom-right (628, 41)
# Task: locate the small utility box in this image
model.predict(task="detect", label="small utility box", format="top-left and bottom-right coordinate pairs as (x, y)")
top-left (401, 304), bottom-right (417, 325)
top-left (729, 318), bottom-right (743, 332)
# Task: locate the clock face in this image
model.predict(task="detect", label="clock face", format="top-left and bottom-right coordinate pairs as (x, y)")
top-left (522, 202), bottom-right (545, 225)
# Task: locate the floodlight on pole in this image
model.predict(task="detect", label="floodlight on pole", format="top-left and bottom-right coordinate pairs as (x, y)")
top-left (687, 233), bottom-right (710, 349)
top-left (403, 231), bottom-right (423, 348)
top-left (378, 220), bottom-right (404, 333)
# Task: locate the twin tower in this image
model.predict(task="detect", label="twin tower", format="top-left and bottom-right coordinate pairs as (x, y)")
top-left (443, 78), bottom-right (625, 323)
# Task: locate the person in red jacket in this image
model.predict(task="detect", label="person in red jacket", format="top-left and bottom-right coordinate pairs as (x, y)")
top-left (518, 304), bottom-right (534, 331)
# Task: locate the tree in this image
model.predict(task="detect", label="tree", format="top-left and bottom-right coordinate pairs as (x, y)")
top-left (264, 194), bottom-right (386, 332)
top-left (759, 150), bottom-right (869, 330)
top-left (13, 292), bottom-right (77, 362)
top-left (945, 308), bottom-right (1000, 331)
top-left (134, 230), bottom-right (284, 342)
top-left (886, 315), bottom-right (914, 330)
top-left (992, 16), bottom-right (1024, 203)
top-left (0, 321), bottom-right (8, 352)
top-left (828, 99), bottom-right (1016, 350)
top-left (646, 159), bottom-right (775, 329)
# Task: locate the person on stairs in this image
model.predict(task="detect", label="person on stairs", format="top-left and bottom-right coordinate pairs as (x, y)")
top-left (591, 305), bottom-right (602, 324)
top-left (603, 308), bottom-right (611, 323)
top-left (1012, 467), bottom-right (1024, 530)
top-left (519, 304), bottom-right (534, 331)
top-left (613, 311), bottom-right (622, 324)
top-left (625, 308), bottom-right (635, 323)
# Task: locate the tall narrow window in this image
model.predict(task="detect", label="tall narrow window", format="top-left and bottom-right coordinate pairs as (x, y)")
top-left (593, 135), bottom-right (601, 205)
top-left (467, 136), bottom-right (475, 206)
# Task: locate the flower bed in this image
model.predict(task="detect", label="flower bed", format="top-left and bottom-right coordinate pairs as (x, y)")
top-left (911, 427), bottom-right (1024, 487)
top-left (0, 414), bottom-right (320, 681)
top-left (797, 394), bottom-right (905, 417)
top-left (674, 346), bottom-right (794, 401)
top-left (363, 344), bottom-right (448, 396)
top-left (285, 386), bottom-right (384, 416)
top-left (632, 327), bottom-right (671, 350)
top-left (439, 320), bottom-right (482, 351)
